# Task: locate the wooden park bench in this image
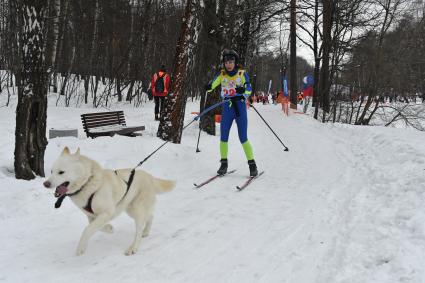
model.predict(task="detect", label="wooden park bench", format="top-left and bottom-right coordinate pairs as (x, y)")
top-left (81, 111), bottom-right (145, 138)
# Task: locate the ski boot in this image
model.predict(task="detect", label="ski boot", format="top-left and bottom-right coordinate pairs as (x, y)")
top-left (248, 159), bottom-right (258, 177)
top-left (217, 159), bottom-right (228, 175)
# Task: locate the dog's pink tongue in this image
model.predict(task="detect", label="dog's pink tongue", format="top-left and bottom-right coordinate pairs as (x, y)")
top-left (55, 185), bottom-right (68, 197)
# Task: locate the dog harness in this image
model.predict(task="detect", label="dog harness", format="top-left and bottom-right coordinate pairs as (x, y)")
top-left (54, 170), bottom-right (136, 214)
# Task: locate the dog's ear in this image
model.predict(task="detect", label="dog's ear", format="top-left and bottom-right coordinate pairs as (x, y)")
top-left (61, 147), bottom-right (70, 155)
top-left (75, 147), bottom-right (81, 155)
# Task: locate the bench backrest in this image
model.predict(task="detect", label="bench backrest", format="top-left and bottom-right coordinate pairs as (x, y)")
top-left (81, 111), bottom-right (126, 134)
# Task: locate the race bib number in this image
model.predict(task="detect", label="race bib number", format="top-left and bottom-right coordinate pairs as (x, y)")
top-left (221, 77), bottom-right (240, 98)
top-left (221, 87), bottom-right (236, 98)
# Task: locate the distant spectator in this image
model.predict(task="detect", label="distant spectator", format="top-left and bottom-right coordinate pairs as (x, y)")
top-left (151, 65), bottom-right (171, 121)
top-left (272, 93), bottom-right (277, 104)
top-left (262, 93), bottom-right (269, 104)
top-left (279, 90), bottom-right (289, 116)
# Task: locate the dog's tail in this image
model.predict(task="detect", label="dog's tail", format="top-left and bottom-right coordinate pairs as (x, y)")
top-left (153, 177), bottom-right (176, 194)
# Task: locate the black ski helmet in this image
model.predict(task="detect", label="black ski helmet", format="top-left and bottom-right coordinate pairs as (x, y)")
top-left (222, 49), bottom-right (239, 64)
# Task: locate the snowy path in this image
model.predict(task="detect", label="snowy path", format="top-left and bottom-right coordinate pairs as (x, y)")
top-left (1, 102), bottom-right (424, 283)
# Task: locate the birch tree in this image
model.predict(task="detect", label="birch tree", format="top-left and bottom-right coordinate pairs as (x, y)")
top-left (157, 0), bottom-right (201, 143)
top-left (14, 0), bottom-right (48, 180)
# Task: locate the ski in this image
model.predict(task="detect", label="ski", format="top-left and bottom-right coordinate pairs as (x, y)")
top-left (194, 169), bottom-right (236, 189)
top-left (236, 171), bottom-right (265, 191)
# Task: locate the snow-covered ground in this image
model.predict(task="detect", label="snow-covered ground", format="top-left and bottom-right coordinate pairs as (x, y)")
top-left (1, 96), bottom-right (425, 283)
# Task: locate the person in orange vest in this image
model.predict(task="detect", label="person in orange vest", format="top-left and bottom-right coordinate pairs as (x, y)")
top-left (297, 92), bottom-right (303, 104)
top-left (151, 65), bottom-right (171, 121)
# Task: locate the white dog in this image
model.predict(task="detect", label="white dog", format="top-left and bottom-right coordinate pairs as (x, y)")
top-left (43, 147), bottom-right (175, 256)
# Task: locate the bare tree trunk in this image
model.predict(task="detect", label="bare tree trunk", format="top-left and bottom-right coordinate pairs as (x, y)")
top-left (289, 0), bottom-right (297, 109)
top-left (89, 0), bottom-right (99, 76)
top-left (313, 57), bottom-right (320, 119)
top-left (157, 0), bottom-right (200, 143)
top-left (203, 0), bottom-right (227, 135)
top-left (8, 0), bottom-right (20, 87)
top-left (59, 0), bottom-right (76, 99)
top-left (198, 0), bottom-right (222, 136)
top-left (320, 0), bottom-right (333, 121)
top-left (59, 42), bottom-right (76, 97)
top-left (354, 95), bottom-right (364, 123)
top-left (15, 0), bottom-right (48, 180)
top-left (53, 0), bottom-right (70, 93)
top-left (141, 0), bottom-right (154, 86)
top-left (116, 78), bottom-right (122, 102)
top-left (364, 98), bottom-right (380, 124)
top-left (46, 0), bottom-right (60, 71)
top-left (84, 0), bottom-right (100, 105)
top-left (92, 75), bottom-right (99, 107)
top-left (312, 0), bottom-right (320, 119)
top-left (237, 1), bottom-right (251, 65)
top-left (356, 0), bottom-right (402, 125)
top-left (84, 75), bottom-right (89, 103)
top-left (127, 2), bottom-right (136, 78)
top-left (126, 80), bottom-right (135, 102)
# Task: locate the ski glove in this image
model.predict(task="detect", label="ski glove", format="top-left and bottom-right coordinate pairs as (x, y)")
top-left (235, 86), bottom-right (245, 94)
top-left (205, 83), bottom-right (212, 92)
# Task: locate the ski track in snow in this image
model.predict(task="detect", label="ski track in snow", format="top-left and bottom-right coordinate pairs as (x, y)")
top-left (1, 99), bottom-right (425, 283)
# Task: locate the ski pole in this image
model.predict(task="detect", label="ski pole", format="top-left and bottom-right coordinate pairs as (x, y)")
top-left (133, 119), bottom-right (197, 169)
top-left (196, 91), bottom-right (209, 153)
top-left (110, 99), bottom-right (276, 194)
top-left (193, 99), bottom-right (227, 151)
top-left (133, 99), bottom-right (227, 170)
top-left (195, 126), bottom-right (202, 152)
top-left (194, 99), bottom-right (227, 120)
top-left (250, 103), bottom-right (289, 151)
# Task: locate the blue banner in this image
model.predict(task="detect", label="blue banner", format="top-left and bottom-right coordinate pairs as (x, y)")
top-left (302, 75), bottom-right (314, 90)
top-left (282, 76), bottom-right (289, 97)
